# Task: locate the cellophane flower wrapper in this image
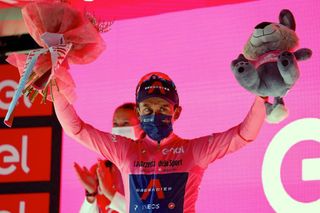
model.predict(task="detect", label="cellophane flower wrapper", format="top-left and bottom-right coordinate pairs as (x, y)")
top-left (22, 2), bottom-right (105, 64)
top-left (4, 2), bottom-right (105, 127)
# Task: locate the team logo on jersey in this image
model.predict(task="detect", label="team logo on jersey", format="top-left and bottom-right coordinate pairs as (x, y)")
top-left (141, 178), bottom-right (165, 200)
top-left (129, 173), bottom-right (188, 213)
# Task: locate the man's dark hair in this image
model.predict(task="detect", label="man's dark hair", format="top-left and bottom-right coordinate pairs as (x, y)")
top-left (105, 160), bottom-right (113, 168)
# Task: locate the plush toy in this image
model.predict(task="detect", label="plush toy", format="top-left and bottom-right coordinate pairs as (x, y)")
top-left (231, 9), bottom-right (312, 123)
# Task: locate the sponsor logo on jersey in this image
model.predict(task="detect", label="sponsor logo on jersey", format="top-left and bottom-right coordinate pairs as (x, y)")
top-left (158, 159), bottom-right (183, 167)
top-left (162, 146), bottom-right (184, 155)
top-left (134, 160), bottom-right (156, 168)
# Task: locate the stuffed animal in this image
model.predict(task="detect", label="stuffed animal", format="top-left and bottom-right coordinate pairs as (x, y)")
top-left (231, 9), bottom-right (312, 123)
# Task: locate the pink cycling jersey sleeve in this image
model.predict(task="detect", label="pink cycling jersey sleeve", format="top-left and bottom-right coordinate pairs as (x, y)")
top-left (192, 96), bottom-right (266, 167)
top-left (53, 92), bottom-right (132, 168)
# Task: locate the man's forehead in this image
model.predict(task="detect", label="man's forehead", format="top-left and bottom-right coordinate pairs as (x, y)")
top-left (139, 97), bottom-right (172, 107)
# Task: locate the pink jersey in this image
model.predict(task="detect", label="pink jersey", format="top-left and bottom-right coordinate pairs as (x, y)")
top-left (54, 93), bottom-right (266, 213)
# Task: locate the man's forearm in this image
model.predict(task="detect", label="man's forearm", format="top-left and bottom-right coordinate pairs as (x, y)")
top-left (52, 91), bottom-right (130, 168)
top-left (53, 91), bottom-right (83, 136)
top-left (238, 96), bottom-right (267, 142)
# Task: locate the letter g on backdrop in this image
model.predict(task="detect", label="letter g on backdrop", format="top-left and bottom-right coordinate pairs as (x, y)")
top-left (262, 118), bottom-right (320, 213)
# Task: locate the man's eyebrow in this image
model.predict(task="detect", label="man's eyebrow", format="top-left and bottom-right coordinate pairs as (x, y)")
top-left (141, 103), bottom-right (150, 107)
top-left (161, 104), bottom-right (170, 108)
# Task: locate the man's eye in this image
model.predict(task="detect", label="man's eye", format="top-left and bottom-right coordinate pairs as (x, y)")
top-left (160, 107), bottom-right (168, 112)
top-left (144, 108), bottom-right (152, 114)
top-left (113, 123), bottom-right (119, 127)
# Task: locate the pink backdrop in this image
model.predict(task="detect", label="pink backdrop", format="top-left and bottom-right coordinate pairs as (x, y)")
top-left (60, 0), bottom-right (320, 212)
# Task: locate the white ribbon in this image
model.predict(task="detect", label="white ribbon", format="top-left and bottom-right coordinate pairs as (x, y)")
top-left (4, 32), bottom-right (72, 127)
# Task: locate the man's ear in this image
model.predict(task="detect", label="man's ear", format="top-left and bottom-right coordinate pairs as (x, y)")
top-left (135, 106), bottom-right (141, 120)
top-left (173, 106), bottom-right (182, 121)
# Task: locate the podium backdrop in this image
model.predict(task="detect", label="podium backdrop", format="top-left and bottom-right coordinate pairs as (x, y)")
top-left (1, 0), bottom-right (318, 212)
